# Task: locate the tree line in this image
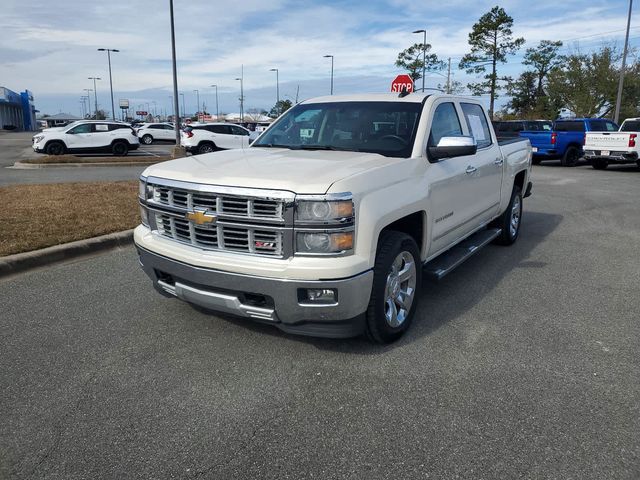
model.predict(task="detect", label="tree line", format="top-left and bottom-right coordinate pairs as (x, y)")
top-left (395, 6), bottom-right (640, 121)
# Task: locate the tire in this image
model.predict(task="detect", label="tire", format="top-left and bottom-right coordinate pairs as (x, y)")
top-left (45, 141), bottom-right (65, 156)
top-left (492, 185), bottom-right (523, 246)
top-left (365, 231), bottom-right (422, 344)
top-left (198, 142), bottom-right (216, 154)
top-left (112, 141), bottom-right (128, 156)
top-left (561, 146), bottom-right (580, 167)
top-left (532, 157), bottom-right (542, 165)
top-left (141, 134), bottom-right (153, 145)
top-left (592, 158), bottom-right (608, 170)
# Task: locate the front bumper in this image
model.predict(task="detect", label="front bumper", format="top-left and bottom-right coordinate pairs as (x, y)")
top-left (136, 245), bottom-right (373, 338)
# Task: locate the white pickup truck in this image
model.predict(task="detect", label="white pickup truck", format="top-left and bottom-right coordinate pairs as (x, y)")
top-left (135, 93), bottom-right (532, 343)
top-left (584, 118), bottom-right (640, 169)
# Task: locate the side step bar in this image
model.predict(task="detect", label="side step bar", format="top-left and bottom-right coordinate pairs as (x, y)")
top-left (423, 228), bottom-right (501, 281)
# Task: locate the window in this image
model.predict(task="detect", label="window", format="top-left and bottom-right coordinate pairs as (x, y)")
top-left (621, 120), bottom-right (640, 132)
top-left (230, 125), bottom-right (249, 136)
top-left (605, 121), bottom-right (619, 131)
top-left (149, 124), bottom-right (163, 130)
top-left (94, 124), bottom-right (110, 132)
top-left (588, 120), bottom-right (607, 132)
top-left (204, 125), bottom-right (230, 134)
top-left (68, 123), bottom-right (91, 134)
top-left (554, 121), bottom-right (585, 132)
top-left (108, 123), bottom-right (127, 131)
top-left (428, 102), bottom-right (462, 147)
top-left (163, 124), bottom-right (174, 130)
top-left (460, 103), bottom-right (492, 148)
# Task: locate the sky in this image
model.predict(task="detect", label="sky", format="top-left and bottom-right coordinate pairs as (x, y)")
top-left (1, 0), bottom-right (638, 117)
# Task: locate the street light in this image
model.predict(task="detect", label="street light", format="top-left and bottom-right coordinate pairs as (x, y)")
top-left (97, 48), bottom-right (119, 120)
top-left (235, 67), bottom-right (244, 123)
top-left (323, 55), bottom-right (334, 95)
top-left (169, 0), bottom-right (182, 149)
top-left (412, 29), bottom-right (427, 92)
top-left (269, 68), bottom-right (280, 115)
top-left (210, 85), bottom-right (219, 120)
top-left (179, 92), bottom-right (185, 119)
top-left (83, 89), bottom-right (93, 118)
top-left (87, 77), bottom-right (101, 117)
top-left (193, 89), bottom-right (200, 120)
top-left (614, 0), bottom-right (634, 123)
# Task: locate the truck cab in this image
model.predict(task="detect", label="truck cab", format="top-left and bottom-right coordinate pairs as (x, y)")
top-left (135, 93), bottom-right (532, 343)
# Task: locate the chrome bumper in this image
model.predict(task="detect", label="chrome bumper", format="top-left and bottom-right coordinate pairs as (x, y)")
top-left (136, 245), bottom-right (373, 338)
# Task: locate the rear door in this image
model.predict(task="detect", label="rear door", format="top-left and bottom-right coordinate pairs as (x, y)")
top-left (206, 125), bottom-right (233, 148)
top-left (459, 102), bottom-right (503, 224)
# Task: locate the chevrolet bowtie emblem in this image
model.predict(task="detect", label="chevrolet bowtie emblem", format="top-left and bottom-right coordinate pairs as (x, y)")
top-left (185, 209), bottom-right (217, 225)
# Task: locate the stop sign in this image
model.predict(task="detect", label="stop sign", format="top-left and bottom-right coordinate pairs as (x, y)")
top-left (391, 74), bottom-right (414, 93)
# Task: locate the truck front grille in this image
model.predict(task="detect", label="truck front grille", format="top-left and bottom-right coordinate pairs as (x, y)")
top-left (155, 214), bottom-right (283, 257)
top-left (152, 185), bottom-right (283, 220)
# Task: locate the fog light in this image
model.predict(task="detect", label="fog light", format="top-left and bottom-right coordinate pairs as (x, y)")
top-left (303, 288), bottom-right (337, 304)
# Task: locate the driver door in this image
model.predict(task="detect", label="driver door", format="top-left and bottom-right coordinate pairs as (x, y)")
top-left (64, 123), bottom-right (93, 149)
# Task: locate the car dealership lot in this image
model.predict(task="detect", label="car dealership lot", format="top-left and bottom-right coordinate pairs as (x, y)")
top-left (1, 164), bottom-right (639, 479)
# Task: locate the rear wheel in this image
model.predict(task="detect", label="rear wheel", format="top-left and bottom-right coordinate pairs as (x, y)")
top-left (492, 185), bottom-right (523, 246)
top-left (141, 134), bottom-right (153, 145)
top-left (198, 142), bottom-right (216, 154)
top-left (112, 141), bottom-right (128, 156)
top-left (365, 231), bottom-right (421, 344)
top-left (592, 158), bottom-right (608, 170)
top-left (561, 146), bottom-right (580, 167)
top-left (45, 141), bottom-right (65, 155)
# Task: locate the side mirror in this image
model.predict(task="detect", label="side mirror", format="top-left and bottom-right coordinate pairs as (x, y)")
top-left (428, 136), bottom-right (477, 162)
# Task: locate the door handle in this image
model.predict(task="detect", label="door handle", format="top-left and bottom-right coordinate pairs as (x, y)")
top-left (465, 165), bottom-right (478, 174)
top-left (494, 158), bottom-right (504, 165)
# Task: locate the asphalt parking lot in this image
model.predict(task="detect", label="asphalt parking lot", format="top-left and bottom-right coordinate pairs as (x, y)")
top-left (1, 164), bottom-right (640, 479)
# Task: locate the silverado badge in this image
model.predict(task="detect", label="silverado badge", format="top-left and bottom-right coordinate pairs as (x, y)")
top-left (186, 209), bottom-right (217, 226)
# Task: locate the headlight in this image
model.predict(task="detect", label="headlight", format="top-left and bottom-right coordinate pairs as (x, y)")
top-left (33, 135), bottom-right (44, 142)
top-left (295, 194), bottom-right (354, 223)
top-left (138, 177), bottom-right (152, 199)
top-left (296, 231), bottom-right (353, 254)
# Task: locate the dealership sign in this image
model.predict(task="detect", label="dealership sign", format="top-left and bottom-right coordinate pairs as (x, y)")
top-left (136, 110), bottom-right (148, 116)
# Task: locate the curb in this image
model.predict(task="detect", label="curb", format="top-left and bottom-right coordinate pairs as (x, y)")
top-left (12, 160), bottom-right (160, 169)
top-left (0, 229), bottom-right (134, 278)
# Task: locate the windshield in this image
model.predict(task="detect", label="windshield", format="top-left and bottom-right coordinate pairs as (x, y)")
top-left (252, 101), bottom-right (423, 158)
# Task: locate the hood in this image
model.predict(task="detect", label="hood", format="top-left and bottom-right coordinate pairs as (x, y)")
top-left (143, 147), bottom-right (397, 194)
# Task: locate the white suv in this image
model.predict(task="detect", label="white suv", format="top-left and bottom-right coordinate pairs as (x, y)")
top-left (181, 123), bottom-right (251, 154)
top-left (137, 123), bottom-right (177, 145)
top-left (33, 120), bottom-right (139, 156)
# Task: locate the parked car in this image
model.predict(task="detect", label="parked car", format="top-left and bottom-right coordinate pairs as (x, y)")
top-left (520, 118), bottom-right (618, 166)
top-left (493, 120), bottom-right (552, 139)
top-left (136, 123), bottom-right (177, 144)
top-left (135, 93), bottom-right (532, 343)
top-left (32, 120), bottom-right (139, 156)
top-left (181, 123), bottom-right (251, 154)
top-left (584, 118), bottom-right (640, 169)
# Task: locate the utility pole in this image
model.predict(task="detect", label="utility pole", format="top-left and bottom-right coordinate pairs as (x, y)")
top-left (169, 0), bottom-right (183, 153)
top-left (295, 84), bottom-right (300, 103)
top-left (210, 85), bottom-right (219, 120)
top-left (270, 68), bottom-right (280, 115)
top-left (446, 57), bottom-right (451, 94)
top-left (323, 55), bottom-right (334, 94)
top-left (88, 77), bottom-right (101, 117)
top-left (180, 93), bottom-right (185, 119)
top-left (235, 65), bottom-right (244, 122)
top-left (194, 89), bottom-right (200, 120)
top-left (614, 0), bottom-right (633, 124)
top-left (97, 49), bottom-right (119, 120)
top-left (83, 89), bottom-right (93, 118)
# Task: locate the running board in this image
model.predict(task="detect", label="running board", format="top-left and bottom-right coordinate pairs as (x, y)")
top-left (423, 228), bottom-right (501, 281)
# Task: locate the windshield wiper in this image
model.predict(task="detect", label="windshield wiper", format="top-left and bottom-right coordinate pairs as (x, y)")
top-left (252, 143), bottom-right (295, 149)
top-left (298, 144), bottom-right (360, 152)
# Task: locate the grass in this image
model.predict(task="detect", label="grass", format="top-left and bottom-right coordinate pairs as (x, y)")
top-left (0, 181), bottom-right (139, 256)
top-left (23, 155), bottom-right (170, 164)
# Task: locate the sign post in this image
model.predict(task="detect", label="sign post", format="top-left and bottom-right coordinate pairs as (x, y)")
top-left (391, 75), bottom-right (414, 94)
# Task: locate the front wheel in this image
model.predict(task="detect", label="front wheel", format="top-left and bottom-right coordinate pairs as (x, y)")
top-left (561, 146), bottom-right (580, 167)
top-left (492, 185), bottom-right (523, 246)
top-left (141, 134), bottom-right (153, 145)
top-left (365, 231), bottom-right (421, 344)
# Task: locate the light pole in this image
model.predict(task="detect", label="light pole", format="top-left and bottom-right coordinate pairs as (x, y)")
top-left (614, 0), bottom-right (634, 124)
top-left (83, 89), bottom-right (93, 118)
top-left (193, 89), bottom-right (200, 120)
top-left (97, 48), bottom-right (119, 120)
top-left (152, 101), bottom-right (157, 117)
top-left (412, 29), bottom-right (427, 92)
top-left (323, 55), bottom-right (334, 95)
top-left (269, 68), bottom-right (280, 115)
top-left (235, 68), bottom-right (244, 122)
top-left (179, 93), bottom-right (185, 119)
top-left (169, 0), bottom-right (183, 150)
top-left (88, 77), bottom-right (101, 117)
top-left (210, 85), bottom-right (219, 120)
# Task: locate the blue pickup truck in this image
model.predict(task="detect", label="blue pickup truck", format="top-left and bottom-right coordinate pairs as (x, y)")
top-left (518, 118), bottom-right (619, 166)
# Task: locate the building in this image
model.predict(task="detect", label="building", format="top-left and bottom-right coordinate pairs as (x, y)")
top-left (39, 112), bottom-right (82, 128)
top-left (0, 86), bottom-right (36, 131)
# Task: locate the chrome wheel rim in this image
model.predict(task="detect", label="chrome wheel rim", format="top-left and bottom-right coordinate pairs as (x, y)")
top-left (384, 251), bottom-right (417, 328)
top-left (510, 195), bottom-right (522, 238)
top-left (143, 136), bottom-right (152, 144)
top-left (200, 145), bottom-right (213, 153)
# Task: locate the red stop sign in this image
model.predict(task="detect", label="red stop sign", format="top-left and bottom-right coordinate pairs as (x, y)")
top-left (391, 74), bottom-right (414, 93)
